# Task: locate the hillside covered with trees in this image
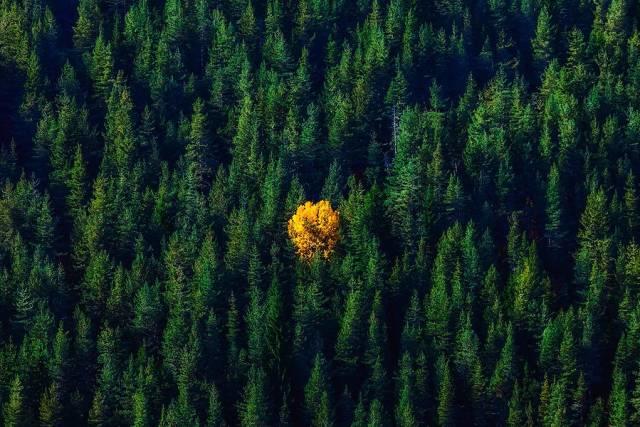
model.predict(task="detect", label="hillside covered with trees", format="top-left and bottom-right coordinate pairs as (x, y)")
top-left (1, 0), bottom-right (640, 425)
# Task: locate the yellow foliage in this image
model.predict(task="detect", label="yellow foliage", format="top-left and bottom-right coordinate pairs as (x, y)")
top-left (288, 200), bottom-right (340, 261)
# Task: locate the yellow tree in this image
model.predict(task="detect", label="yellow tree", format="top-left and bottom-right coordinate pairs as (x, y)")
top-left (288, 201), bottom-right (340, 261)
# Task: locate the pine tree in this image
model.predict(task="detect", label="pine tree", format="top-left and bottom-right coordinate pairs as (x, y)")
top-left (624, 172), bottom-right (639, 238)
top-left (437, 358), bottom-right (454, 426)
top-left (538, 375), bottom-right (551, 425)
top-left (264, 274), bottom-right (284, 381)
top-left (194, 0), bottom-right (212, 70)
top-left (305, 353), bottom-right (333, 427)
top-left (90, 31), bottom-right (114, 100)
top-left (630, 368), bottom-right (640, 425)
top-left (335, 284), bottom-right (366, 383)
top-left (224, 208), bottom-right (251, 275)
top-left (104, 81), bottom-right (137, 173)
top-left (206, 384), bottom-right (224, 427)
top-left (602, 0), bottom-right (627, 72)
top-left (545, 164), bottom-right (566, 252)
top-left (226, 292), bottom-right (242, 394)
top-left (238, 1), bottom-right (257, 46)
top-left (133, 282), bottom-right (162, 347)
top-left (586, 398), bottom-right (605, 427)
top-left (507, 381), bottom-right (525, 427)
top-left (395, 353), bottom-right (417, 427)
top-left (186, 98), bottom-right (212, 192)
top-left (571, 373), bottom-right (587, 425)
top-left (164, 0), bottom-right (185, 44)
top-left (132, 388), bottom-right (150, 427)
top-left (4, 376), bottom-right (25, 427)
top-left (578, 187), bottom-right (610, 254)
top-left (545, 379), bottom-right (568, 427)
top-left (609, 366), bottom-right (628, 427)
top-left (532, 7), bottom-right (555, 74)
top-left (229, 95), bottom-right (260, 195)
top-left (511, 238), bottom-right (545, 335)
top-left (490, 323), bottom-right (515, 399)
top-left (290, 49), bottom-right (312, 113)
top-left (39, 383), bottom-right (63, 427)
top-left (73, 0), bottom-right (100, 50)
top-left (241, 367), bottom-right (269, 427)
top-left (352, 398), bottom-right (366, 427)
top-left (67, 145), bottom-right (87, 220)
top-left (558, 325), bottom-right (578, 386)
top-left (193, 233), bottom-right (220, 318)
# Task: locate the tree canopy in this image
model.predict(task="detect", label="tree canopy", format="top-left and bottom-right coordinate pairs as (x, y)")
top-left (1, 0), bottom-right (640, 425)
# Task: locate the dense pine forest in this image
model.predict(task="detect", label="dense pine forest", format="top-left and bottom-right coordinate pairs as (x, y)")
top-left (2, 0), bottom-right (640, 425)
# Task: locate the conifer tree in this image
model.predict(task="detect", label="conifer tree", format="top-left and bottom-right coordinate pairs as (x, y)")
top-left (437, 358), bottom-right (454, 427)
top-left (207, 384), bottom-right (224, 427)
top-left (545, 164), bottom-right (566, 253)
top-left (241, 365), bottom-right (270, 426)
top-left (532, 7), bottom-right (555, 75)
top-left (609, 366), bottom-right (628, 427)
top-left (39, 383), bottom-right (63, 427)
top-left (104, 81), bottom-right (137, 174)
top-left (305, 353), bottom-right (333, 427)
top-left (4, 376), bottom-right (25, 427)
top-left (67, 145), bottom-right (87, 220)
top-left (507, 381), bottom-right (525, 427)
top-left (395, 353), bottom-right (417, 427)
top-left (73, 0), bottom-right (100, 50)
top-left (186, 98), bottom-right (212, 192)
top-left (90, 31), bottom-right (114, 100)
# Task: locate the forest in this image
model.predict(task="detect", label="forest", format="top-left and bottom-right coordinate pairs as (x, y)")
top-left (1, 0), bottom-right (640, 425)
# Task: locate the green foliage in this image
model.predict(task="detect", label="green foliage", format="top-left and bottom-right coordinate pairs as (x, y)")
top-left (532, 7), bottom-right (555, 74)
top-left (4, 376), bottom-right (25, 427)
top-left (0, 1), bottom-right (639, 425)
top-left (305, 353), bottom-right (333, 427)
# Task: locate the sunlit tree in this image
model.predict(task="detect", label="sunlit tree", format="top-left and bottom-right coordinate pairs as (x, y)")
top-left (288, 201), bottom-right (340, 261)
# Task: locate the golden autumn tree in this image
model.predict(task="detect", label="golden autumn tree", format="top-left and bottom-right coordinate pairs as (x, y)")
top-left (288, 201), bottom-right (340, 261)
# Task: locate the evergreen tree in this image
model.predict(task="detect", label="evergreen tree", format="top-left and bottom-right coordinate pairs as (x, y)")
top-left (545, 163), bottom-right (566, 254)
top-left (609, 366), bottom-right (628, 427)
top-left (395, 353), bottom-right (416, 427)
top-left (206, 384), bottom-right (224, 427)
top-left (67, 145), bottom-right (87, 220)
top-left (90, 31), bottom-right (114, 100)
top-left (532, 7), bottom-right (555, 75)
top-left (241, 365), bottom-right (270, 426)
top-left (305, 353), bottom-right (333, 427)
top-left (186, 98), bottom-right (212, 192)
top-left (437, 358), bottom-right (454, 427)
top-left (4, 376), bottom-right (25, 427)
top-left (39, 383), bottom-right (63, 427)
top-left (73, 0), bottom-right (100, 50)
top-left (104, 81), bottom-right (137, 173)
